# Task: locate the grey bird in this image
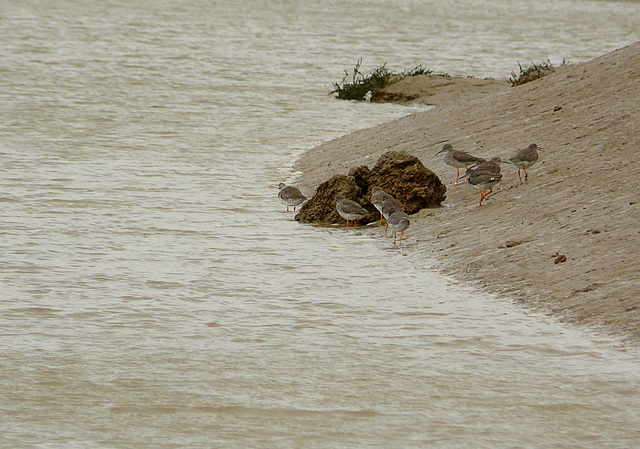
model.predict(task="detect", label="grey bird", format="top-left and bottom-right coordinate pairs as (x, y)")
top-left (436, 143), bottom-right (485, 185)
top-left (472, 157), bottom-right (503, 174)
top-left (387, 210), bottom-right (410, 245)
top-left (373, 196), bottom-right (405, 234)
top-left (370, 186), bottom-right (394, 226)
top-left (470, 157), bottom-right (504, 194)
top-left (278, 183), bottom-right (306, 211)
top-left (509, 143), bottom-right (541, 184)
top-left (336, 196), bottom-right (370, 227)
top-left (463, 168), bottom-right (503, 206)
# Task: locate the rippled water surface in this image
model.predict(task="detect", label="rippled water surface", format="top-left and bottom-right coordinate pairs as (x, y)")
top-left (2, 0), bottom-right (640, 447)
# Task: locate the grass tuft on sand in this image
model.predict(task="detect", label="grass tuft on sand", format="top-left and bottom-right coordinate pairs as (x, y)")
top-left (509, 59), bottom-right (557, 86)
top-left (329, 59), bottom-right (437, 101)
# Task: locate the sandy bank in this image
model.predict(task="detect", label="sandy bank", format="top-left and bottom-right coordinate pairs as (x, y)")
top-left (295, 42), bottom-right (640, 346)
top-left (375, 74), bottom-right (508, 105)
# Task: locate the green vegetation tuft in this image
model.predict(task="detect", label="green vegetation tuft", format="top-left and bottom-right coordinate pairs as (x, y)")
top-left (509, 59), bottom-right (555, 86)
top-left (329, 59), bottom-right (437, 101)
top-left (401, 64), bottom-right (434, 77)
top-left (329, 58), bottom-right (393, 101)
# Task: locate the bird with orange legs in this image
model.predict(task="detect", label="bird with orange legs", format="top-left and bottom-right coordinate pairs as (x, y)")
top-left (335, 196), bottom-right (370, 227)
top-left (370, 186), bottom-right (393, 226)
top-left (462, 168), bottom-right (503, 207)
top-left (387, 210), bottom-right (410, 245)
top-left (372, 195), bottom-right (404, 235)
top-left (509, 143), bottom-right (541, 184)
top-left (436, 143), bottom-right (484, 185)
top-left (470, 157), bottom-right (504, 195)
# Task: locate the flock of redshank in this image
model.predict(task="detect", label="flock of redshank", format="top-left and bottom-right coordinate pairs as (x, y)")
top-left (278, 142), bottom-right (541, 245)
top-left (436, 142), bottom-right (541, 206)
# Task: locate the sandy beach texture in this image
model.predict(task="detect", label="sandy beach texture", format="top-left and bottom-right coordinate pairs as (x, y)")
top-left (295, 42), bottom-right (640, 346)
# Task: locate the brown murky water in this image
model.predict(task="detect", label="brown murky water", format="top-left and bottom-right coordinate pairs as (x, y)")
top-left (2, 1), bottom-right (640, 447)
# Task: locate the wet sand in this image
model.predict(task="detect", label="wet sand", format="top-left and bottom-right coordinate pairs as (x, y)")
top-left (295, 42), bottom-right (640, 347)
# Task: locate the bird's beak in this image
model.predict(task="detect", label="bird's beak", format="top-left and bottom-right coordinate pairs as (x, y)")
top-left (435, 149), bottom-right (444, 155)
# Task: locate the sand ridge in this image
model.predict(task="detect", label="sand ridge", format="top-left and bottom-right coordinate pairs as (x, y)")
top-left (295, 42), bottom-right (640, 346)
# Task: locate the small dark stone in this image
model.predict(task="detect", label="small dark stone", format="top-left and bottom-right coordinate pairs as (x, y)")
top-left (505, 239), bottom-right (522, 248)
top-left (553, 105), bottom-right (563, 112)
top-left (554, 254), bottom-right (567, 264)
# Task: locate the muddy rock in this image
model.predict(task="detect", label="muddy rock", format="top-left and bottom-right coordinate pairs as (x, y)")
top-left (368, 150), bottom-right (446, 214)
top-left (295, 174), bottom-right (377, 225)
top-left (348, 165), bottom-right (371, 196)
top-left (295, 151), bottom-right (444, 224)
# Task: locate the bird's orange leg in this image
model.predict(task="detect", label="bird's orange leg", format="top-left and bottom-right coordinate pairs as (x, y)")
top-left (522, 166), bottom-right (529, 181)
top-left (454, 168), bottom-right (460, 185)
top-left (517, 169), bottom-right (523, 184)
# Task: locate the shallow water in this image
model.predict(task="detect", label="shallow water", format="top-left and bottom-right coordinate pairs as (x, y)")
top-left (2, 0), bottom-right (640, 447)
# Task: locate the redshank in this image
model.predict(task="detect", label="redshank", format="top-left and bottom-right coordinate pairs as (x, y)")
top-left (509, 144), bottom-right (540, 184)
top-left (470, 157), bottom-right (503, 194)
top-left (436, 143), bottom-right (484, 185)
top-left (373, 195), bottom-right (404, 234)
top-left (370, 186), bottom-right (393, 225)
top-left (278, 183), bottom-right (306, 211)
top-left (463, 168), bottom-right (503, 206)
top-left (472, 157), bottom-right (503, 174)
top-left (336, 196), bottom-right (370, 227)
top-left (387, 210), bottom-right (410, 245)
